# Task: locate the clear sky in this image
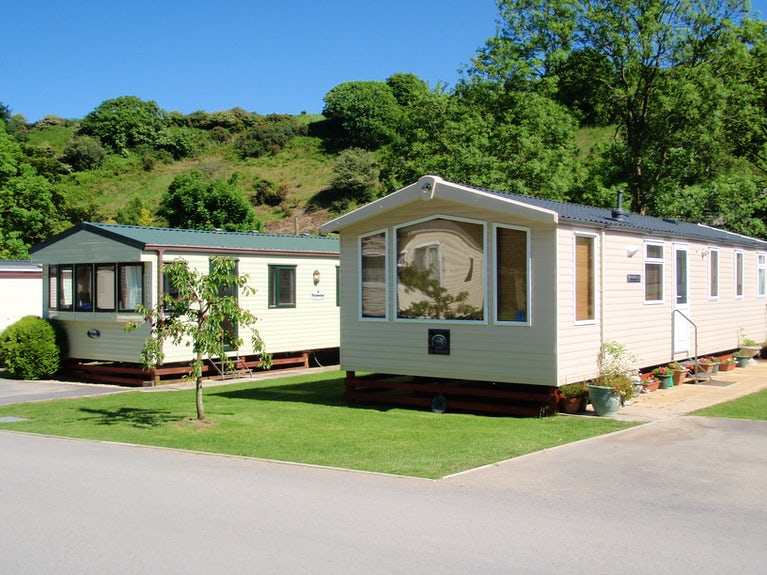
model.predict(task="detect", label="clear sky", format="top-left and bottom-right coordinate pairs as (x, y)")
top-left (3, 0), bottom-right (766, 123)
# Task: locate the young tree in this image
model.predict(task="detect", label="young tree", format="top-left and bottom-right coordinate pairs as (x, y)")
top-left (126, 257), bottom-right (270, 421)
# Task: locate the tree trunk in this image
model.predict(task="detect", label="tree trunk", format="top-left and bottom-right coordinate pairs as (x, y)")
top-left (195, 377), bottom-right (205, 421)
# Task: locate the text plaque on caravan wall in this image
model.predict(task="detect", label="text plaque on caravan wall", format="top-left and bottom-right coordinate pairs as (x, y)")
top-left (626, 274), bottom-right (641, 283)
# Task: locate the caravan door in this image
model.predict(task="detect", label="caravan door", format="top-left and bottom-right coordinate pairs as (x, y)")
top-left (673, 244), bottom-right (690, 354)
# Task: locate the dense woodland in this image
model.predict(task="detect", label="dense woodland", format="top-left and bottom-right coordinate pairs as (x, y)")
top-left (1, 0), bottom-right (766, 259)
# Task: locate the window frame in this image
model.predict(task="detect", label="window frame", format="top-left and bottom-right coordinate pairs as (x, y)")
top-left (358, 229), bottom-right (388, 321)
top-left (394, 215), bottom-right (486, 323)
top-left (708, 247), bottom-right (719, 300)
top-left (494, 223), bottom-right (531, 326)
top-left (58, 265), bottom-right (74, 311)
top-left (573, 232), bottom-right (597, 325)
top-left (47, 265), bottom-right (58, 313)
top-left (118, 263), bottom-right (145, 312)
top-left (95, 263), bottom-right (116, 312)
top-left (268, 264), bottom-right (297, 309)
top-left (735, 250), bottom-right (745, 299)
top-left (644, 241), bottom-right (665, 304)
top-left (757, 252), bottom-right (766, 298)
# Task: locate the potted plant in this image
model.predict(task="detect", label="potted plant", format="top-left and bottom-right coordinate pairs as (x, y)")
top-left (734, 352), bottom-right (752, 367)
top-left (737, 329), bottom-right (762, 358)
top-left (669, 361), bottom-right (688, 386)
top-left (718, 356), bottom-right (736, 372)
top-left (652, 365), bottom-right (673, 389)
top-left (587, 341), bottom-right (637, 417)
top-left (558, 382), bottom-right (589, 414)
top-left (642, 376), bottom-right (660, 393)
top-left (696, 356), bottom-right (718, 375)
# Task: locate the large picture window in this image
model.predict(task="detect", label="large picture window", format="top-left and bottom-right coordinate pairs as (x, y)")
top-left (496, 226), bottom-right (528, 323)
top-left (575, 234), bottom-right (595, 322)
top-left (269, 265), bottom-right (296, 308)
top-left (644, 242), bottom-right (664, 303)
top-left (360, 231), bottom-right (387, 318)
top-left (396, 218), bottom-right (484, 320)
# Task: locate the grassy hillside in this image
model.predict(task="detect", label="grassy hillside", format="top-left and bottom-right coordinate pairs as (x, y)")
top-left (20, 116), bottom-right (612, 237)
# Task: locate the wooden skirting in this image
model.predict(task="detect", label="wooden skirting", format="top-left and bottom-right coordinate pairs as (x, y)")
top-left (61, 351), bottom-right (311, 387)
top-left (344, 371), bottom-right (559, 417)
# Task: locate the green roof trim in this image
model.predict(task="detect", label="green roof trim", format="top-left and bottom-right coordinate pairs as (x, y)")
top-left (30, 223), bottom-right (339, 255)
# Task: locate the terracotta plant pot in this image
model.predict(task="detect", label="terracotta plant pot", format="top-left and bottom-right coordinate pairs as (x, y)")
top-left (672, 369), bottom-right (687, 386)
top-left (642, 379), bottom-right (660, 393)
top-left (718, 361), bottom-right (736, 372)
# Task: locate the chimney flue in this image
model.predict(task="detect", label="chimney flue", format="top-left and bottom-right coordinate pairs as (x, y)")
top-left (612, 190), bottom-right (627, 221)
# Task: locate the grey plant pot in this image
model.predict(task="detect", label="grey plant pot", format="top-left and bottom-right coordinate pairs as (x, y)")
top-left (587, 384), bottom-right (621, 417)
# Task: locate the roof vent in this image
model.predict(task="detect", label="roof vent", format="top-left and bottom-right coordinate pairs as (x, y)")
top-left (611, 190), bottom-right (628, 221)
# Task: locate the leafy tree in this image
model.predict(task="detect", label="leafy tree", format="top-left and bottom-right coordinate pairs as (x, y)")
top-left (322, 81), bottom-right (401, 149)
top-left (126, 257), bottom-right (269, 421)
top-left (386, 73), bottom-right (430, 107)
top-left (468, 0), bottom-right (757, 214)
top-left (0, 126), bottom-right (64, 257)
top-left (115, 197), bottom-right (155, 226)
top-left (61, 135), bottom-right (107, 171)
top-left (158, 172), bottom-right (263, 232)
top-left (0, 102), bottom-right (10, 125)
top-left (330, 148), bottom-right (380, 204)
top-left (78, 95), bottom-right (167, 154)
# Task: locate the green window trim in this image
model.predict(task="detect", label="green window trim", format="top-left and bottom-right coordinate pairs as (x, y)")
top-left (269, 264), bottom-right (296, 308)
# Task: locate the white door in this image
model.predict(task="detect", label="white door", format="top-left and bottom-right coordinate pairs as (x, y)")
top-left (673, 244), bottom-right (690, 354)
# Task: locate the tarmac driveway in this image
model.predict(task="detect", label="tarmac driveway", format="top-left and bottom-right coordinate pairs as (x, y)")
top-left (2, 416), bottom-right (766, 574)
top-left (0, 377), bottom-right (127, 406)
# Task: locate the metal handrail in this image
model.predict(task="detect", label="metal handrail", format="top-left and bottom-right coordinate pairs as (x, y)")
top-left (672, 309), bottom-right (705, 381)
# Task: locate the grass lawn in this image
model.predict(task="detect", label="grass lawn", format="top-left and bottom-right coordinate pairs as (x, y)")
top-left (0, 370), bottom-right (636, 478)
top-left (692, 388), bottom-right (767, 421)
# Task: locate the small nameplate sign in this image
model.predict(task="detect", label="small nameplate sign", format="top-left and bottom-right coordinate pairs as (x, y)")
top-left (627, 274), bottom-right (641, 283)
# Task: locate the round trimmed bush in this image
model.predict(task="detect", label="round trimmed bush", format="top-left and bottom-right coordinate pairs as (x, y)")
top-left (0, 316), bottom-right (61, 380)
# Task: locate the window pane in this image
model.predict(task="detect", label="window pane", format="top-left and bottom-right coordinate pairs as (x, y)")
top-left (59, 266), bottom-right (73, 310)
top-left (119, 264), bottom-right (144, 311)
top-left (575, 236), bottom-right (594, 321)
top-left (676, 249), bottom-right (688, 305)
top-left (95, 264), bottom-right (115, 311)
top-left (75, 265), bottom-right (93, 311)
top-left (497, 227), bottom-right (527, 322)
top-left (646, 244), bottom-right (663, 259)
top-left (269, 265), bottom-right (296, 308)
top-left (361, 233), bottom-right (386, 318)
top-left (736, 252), bottom-right (744, 297)
top-left (397, 218), bottom-right (484, 320)
top-left (48, 266), bottom-right (58, 311)
top-left (709, 250), bottom-right (719, 298)
top-left (645, 263), bottom-right (663, 301)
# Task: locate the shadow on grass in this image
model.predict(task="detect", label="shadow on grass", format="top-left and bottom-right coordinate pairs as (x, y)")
top-left (210, 377), bottom-right (407, 413)
top-left (78, 407), bottom-right (182, 429)
top-left (210, 378), bottom-right (347, 408)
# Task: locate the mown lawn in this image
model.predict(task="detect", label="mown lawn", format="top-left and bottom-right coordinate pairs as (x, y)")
top-left (0, 370), bottom-right (636, 478)
top-left (692, 388), bottom-right (767, 421)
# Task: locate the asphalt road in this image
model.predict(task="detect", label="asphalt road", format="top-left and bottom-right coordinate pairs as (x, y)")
top-left (2, 415), bottom-right (766, 574)
top-left (0, 377), bottom-right (127, 406)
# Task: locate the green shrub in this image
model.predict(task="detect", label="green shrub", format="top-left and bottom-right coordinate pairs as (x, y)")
top-left (0, 316), bottom-right (61, 379)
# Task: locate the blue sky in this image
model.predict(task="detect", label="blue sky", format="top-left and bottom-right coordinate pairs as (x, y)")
top-left (3, 0), bottom-right (766, 123)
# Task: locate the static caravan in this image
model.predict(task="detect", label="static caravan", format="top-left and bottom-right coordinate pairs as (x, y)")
top-left (30, 223), bottom-right (340, 384)
top-left (322, 175), bottom-right (767, 412)
top-left (0, 261), bottom-right (43, 333)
